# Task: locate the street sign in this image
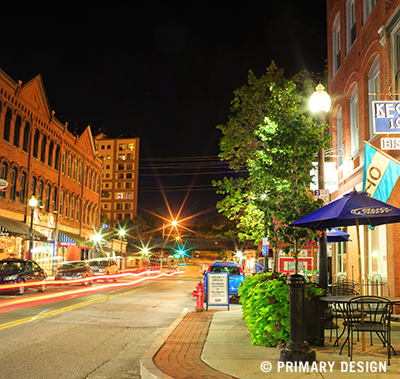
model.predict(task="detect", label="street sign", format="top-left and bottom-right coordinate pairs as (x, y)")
top-left (0, 180), bottom-right (8, 192)
top-left (205, 272), bottom-right (229, 310)
top-left (314, 189), bottom-right (329, 204)
top-left (373, 101), bottom-right (400, 134)
top-left (262, 236), bottom-right (269, 256)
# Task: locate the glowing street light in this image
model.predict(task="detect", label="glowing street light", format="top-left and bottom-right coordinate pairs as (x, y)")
top-left (28, 196), bottom-right (38, 260)
top-left (118, 229), bottom-right (125, 254)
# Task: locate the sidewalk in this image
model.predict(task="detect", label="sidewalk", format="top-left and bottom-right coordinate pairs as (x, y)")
top-left (141, 305), bottom-right (400, 379)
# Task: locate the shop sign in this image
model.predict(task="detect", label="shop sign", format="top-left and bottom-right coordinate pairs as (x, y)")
top-left (381, 137), bottom-right (400, 150)
top-left (0, 180), bottom-right (8, 192)
top-left (205, 272), bottom-right (229, 310)
top-left (373, 101), bottom-right (400, 134)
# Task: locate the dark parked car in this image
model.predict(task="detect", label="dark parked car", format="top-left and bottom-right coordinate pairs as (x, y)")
top-left (86, 258), bottom-right (119, 282)
top-left (54, 261), bottom-right (93, 286)
top-left (0, 258), bottom-right (47, 295)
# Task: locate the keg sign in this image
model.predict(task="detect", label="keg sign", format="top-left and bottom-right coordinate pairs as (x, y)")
top-left (205, 272), bottom-right (229, 310)
top-left (0, 180), bottom-right (8, 192)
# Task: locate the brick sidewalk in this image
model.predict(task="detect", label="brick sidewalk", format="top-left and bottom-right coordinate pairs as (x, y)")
top-left (153, 310), bottom-right (239, 379)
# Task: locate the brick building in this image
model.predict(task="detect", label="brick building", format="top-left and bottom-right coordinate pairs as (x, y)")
top-left (0, 68), bottom-right (102, 272)
top-left (94, 133), bottom-right (140, 230)
top-left (327, 0), bottom-right (400, 295)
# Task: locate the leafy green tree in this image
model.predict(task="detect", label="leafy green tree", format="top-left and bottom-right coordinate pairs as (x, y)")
top-left (214, 62), bottom-right (329, 273)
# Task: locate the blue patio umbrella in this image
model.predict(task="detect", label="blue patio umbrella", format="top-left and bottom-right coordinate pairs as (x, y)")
top-left (291, 190), bottom-right (400, 295)
top-left (326, 227), bottom-right (351, 243)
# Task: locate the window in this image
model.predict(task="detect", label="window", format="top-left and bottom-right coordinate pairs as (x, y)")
top-left (332, 14), bottom-right (341, 75)
top-left (119, 143), bottom-right (125, 151)
top-left (117, 213), bottom-right (123, 220)
top-left (116, 193), bottom-right (123, 199)
top-left (124, 213), bottom-right (131, 221)
top-left (73, 158), bottom-right (78, 181)
top-left (45, 184), bottom-right (51, 212)
top-left (40, 135), bottom-right (47, 162)
top-left (33, 130), bottom-right (39, 158)
top-left (82, 201), bottom-right (86, 224)
top-left (14, 115), bottom-right (21, 147)
top-left (116, 182), bottom-right (122, 189)
top-left (22, 122), bottom-right (30, 152)
top-left (124, 203), bottom-right (131, 210)
top-left (127, 153), bottom-right (133, 160)
top-left (60, 190), bottom-right (64, 217)
top-left (53, 187), bottom-right (57, 213)
top-left (62, 151), bottom-right (66, 174)
top-left (117, 173), bottom-right (124, 179)
top-left (20, 172), bottom-right (27, 204)
top-left (88, 169), bottom-right (92, 190)
top-left (10, 168), bottom-right (17, 201)
top-left (126, 163), bottom-right (133, 170)
top-left (347, 0), bottom-right (356, 51)
top-left (126, 173), bottom-right (132, 179)
top-left (31, 176), bottom-right (37, 198)
top-left (3, 108), bottom-right (11, 142)
top-left (350, 85), bottom-right (359, 156)
top-left (38, 180), bottom-right (44, 207)
top-left (48, 141), bottom-right (54, 166)
top-left (337, 107), bottom-right (343, 168)
top-left (116, 203), bottom-right (123, 210)
top-left (85, 167), bottom-right (88, 187)
top-left (368, 56), bottom-right (380, 140)
top-left (71, 195), bottom-right (76, 221)
top-left (118, 163), bottom-right (124, 170)
top-left (127, 143), bottom-right (134, 151)
top-left (101, 145), bottom-right (105, 149)
top-left (79, 161), bottom-right (83, 183)
top-left (66, 193), bottom-right (70, 219)
top-left (125, 182), bottom-right (132, 189)
top-left (54, 145), bottom-right (60, 170)
top-left (77, 198), bottom-right (81, 222)
top-left (125, 192), bottom-right (132, 199)
top-left (106, 155), bottom-right (111, 160)
top-left (87, 204), bottom-right (91, 225)
top-left (0, 163), bottom-right (7, 199)
top-left (68, 154), bottom-right (72, 177)
top-left (118, 154), bottom-right (125, 160)
top-left (364, 0), bottom-right (376, 22)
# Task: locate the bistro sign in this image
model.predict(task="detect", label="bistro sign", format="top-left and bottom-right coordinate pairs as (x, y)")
top-left (373, 101), bottom-right (400, 134)
top-left (350, 207), bottom-right (392, 216)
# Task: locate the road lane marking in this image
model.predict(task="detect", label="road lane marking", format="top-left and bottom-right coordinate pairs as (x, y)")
top-left (0, 284), bottom-right (154, 330)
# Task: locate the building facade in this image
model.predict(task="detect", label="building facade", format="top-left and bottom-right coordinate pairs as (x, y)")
top-left (327, 0), bottom-right (400, 295)
top-left (0, 68), bottom-right (102, 272)
top-left (94, 133), bottom-right (140, 229)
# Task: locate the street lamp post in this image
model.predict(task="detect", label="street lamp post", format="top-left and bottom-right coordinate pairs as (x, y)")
top-left (118, 228), bottom-right (125, 254)
top-left (28, 196), bottom-right (38, 260)
top-left (309, 83), bottom-right (331, 290)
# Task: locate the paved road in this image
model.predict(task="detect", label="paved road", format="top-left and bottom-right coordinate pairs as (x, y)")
top-left (0, 268), bottom-right (202, 379)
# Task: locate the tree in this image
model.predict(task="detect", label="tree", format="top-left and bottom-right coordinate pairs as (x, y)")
top-left (214, 62), bottom-right (329, 273)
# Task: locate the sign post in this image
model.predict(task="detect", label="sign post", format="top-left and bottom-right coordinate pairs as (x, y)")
top-left (205, 272), bottom-right (229, 310)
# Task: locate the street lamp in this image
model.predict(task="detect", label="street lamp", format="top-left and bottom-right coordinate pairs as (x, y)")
top-left (118, 228), bottom-right (125, 254)
top-left (28, 196), bottom-right (38, 260)
top-left (310, 83), bottom-right (331, 290)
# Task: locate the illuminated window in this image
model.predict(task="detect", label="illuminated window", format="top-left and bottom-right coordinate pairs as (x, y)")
top-left (119, 144), bottom-right (125, 151)
top-left (127, 143), bottom-right (134, 151)
top-left (116, 193), bottom-right (123, 199)
top-left (125, 192), bottom-right (132, 199)
top-left (118, 154), bottom-right (125, 160)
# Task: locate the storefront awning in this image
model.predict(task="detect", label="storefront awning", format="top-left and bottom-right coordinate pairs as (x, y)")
top-left (58, 231), bottom-right (92, 249)
top-left (0, 216), bottom-right (47, 241)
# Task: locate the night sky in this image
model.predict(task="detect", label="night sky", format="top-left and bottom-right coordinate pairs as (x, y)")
top-left (0, 2), bottom-right (327, 220)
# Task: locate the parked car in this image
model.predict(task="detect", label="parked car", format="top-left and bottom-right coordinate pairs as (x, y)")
top-left (0, 258), bottom-right (47, 295)
top-left (86, 258), bottom-right (119, 281)
top-left (54, 261), bottom-right (93, 286)
top-left (202, 260), bottom-right (245, 297)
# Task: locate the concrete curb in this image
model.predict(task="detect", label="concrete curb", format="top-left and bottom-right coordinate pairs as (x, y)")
top-left (140, 310), bottom-right (189, 379)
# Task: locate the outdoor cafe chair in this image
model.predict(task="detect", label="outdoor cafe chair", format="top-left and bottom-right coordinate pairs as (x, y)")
top-left (344, 296), bottom-right (393, 365)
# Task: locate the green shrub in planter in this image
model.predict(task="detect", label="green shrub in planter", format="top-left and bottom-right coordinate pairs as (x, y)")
top-left (239, 272), bottom-right (290, 347)
top-left (239, 273), bottom-right (325, 347)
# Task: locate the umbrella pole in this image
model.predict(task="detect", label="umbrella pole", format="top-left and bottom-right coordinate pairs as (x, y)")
top-left (356, 218), bottom-right (366, 350)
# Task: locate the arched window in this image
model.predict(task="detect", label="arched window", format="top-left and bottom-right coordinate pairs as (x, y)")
top-left (337, 107), bottom-right (343, 167)
top-left (20, 171), bottom-right (27, 204)
top-left (68, 154), bottom-right (72, 177)
top-left (33, 130), bottom-right (40, 158)
top-left (22, 122), bottom-right (30, 152)
top-left (45, 184), bottom-right (51, 212)
top-left (14, 115), bottom-right (21, 148)
top-left (350, 85), bottom-right (359, 156)
top-left (52, 187), bottom-right (58, 213)
top-left (87, 204), bottom-right (91, 225)
top-left (76, 198), bottom-right (81, 223)
top-left (31, 176), bottom-right (37, 198)
top-left (54, 145), bottom-right (60, 170)
top-left (38, 180), bottom-right (44, 207)
top-left (88, 169), bottom-right (92, 190)
top-left (60, 190), bottom-right (64, 217)
top-left (73, 158), bottom-right (78, 181)
top-left (61, 151), bottom-right (66, 174)
top-left (48, 140), bottom-right (54, 167)
top-left (71, 195), bottom-right (76, 221)
top-left (0, 162), bottom-right (8, 199)
top-left (65, 193), bottom-right (70, 219)
top-left (10, 167), bottom-right (17, 201)
top-left (40, 135), bottom-right (47, 162)
top-left (4, 108), bottom-right (12, 142)
top-left (368, 56), bottom-right (380, 140)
